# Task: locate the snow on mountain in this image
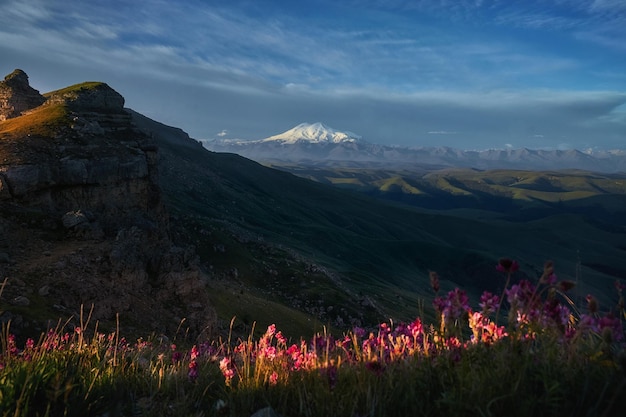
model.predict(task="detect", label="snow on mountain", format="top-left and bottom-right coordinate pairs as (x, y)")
top-left (261, 122), bottom-right (363, 144)
top-left (201, 123), bottom-right (626, 172)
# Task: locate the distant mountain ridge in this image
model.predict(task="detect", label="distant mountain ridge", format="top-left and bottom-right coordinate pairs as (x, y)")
top-left (204, 122), bottom-right (626, 172)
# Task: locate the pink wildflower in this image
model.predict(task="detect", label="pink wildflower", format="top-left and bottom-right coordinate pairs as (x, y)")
top-left (269, 371), bottom-right (279, 386)
top-left (25, 338), bottom-right (35, 351)
top-left (496, 258), bottom-right (519, 273)
top-left (286, 344), bottom-right (300, 359)
top-left (437, 288), bottom-right (470, 322)
top-left (292, 356), bottom-right (304, 371)
top-left (481, 322), bottom-right (508, 344)
top-left (7, 334), bottom-right (18, 356)
top-left (312, 334), bottom-right (333, 351)
top-left (598, 313), bottom-right (623, 342)
top-left (190, 345), bottom-right (199, 360)
top-left (219, 357), bottom-right (235, 382)
top-left (188, 360), bottom-right (198, 382)
top-left (469, 311), bottom-right (508, 345)
top-left (336, 335), bottom-right (352, 349)
top-left (408, 318), bottom-right (423, 339)
top-left (353, 327), bottom-right (366, 339)
top-left (262, 346), bottom-right (277, 360)
top-left (479, 291), bottom-right (499, 315)
top-left (42, 330), bottom-right (59, 351)
top-left (433, 296), bottom-right (446, 315)
top-left (468, 311), bottom-right (487, 342)
top-left (234, 341), bottom-right (247, 354)
top-left (275, 331), bottom-right (287, 345)
top-left (135, 338), bottom-right (151, 350)
top-left (506, 280), bottom-right (535, 309)
top-left (445, 337), bottom-right (463, 362)
top-left (578, 314), bottom-right (599, 333)
top-left (543, 299), bottom-right (570, 328)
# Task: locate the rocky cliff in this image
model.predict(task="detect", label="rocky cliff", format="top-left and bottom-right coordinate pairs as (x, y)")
top-left (0, 70), bottom-right (215, 339)
top-left (0, 69), bottom-right (46, 121)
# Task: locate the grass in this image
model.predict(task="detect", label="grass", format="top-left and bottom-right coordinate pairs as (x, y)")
top-left (1, 260), bottom-right (625, 417)
top-left (275, 165), bottom-right (626, 205)
top-left (43, 82), bottom-right (106, 98)
top-left (0, 81), bottom-right (108, 142)
top-left (0, 104), bottom-right (69, 139)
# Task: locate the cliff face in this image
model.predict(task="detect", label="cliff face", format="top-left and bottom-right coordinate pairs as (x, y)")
top-left (0, 70), bottom-right (214, 339)
top-left (0, 69), bottom-right (46, 121)
top-left (0, 78), bottom-right (162, 231)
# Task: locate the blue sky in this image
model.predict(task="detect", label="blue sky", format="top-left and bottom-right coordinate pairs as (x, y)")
top-left (1, 0), bottom-right (624, 150)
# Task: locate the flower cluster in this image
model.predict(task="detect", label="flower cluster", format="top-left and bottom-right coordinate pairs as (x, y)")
top-left (1, 259), bottom-right (624, 401)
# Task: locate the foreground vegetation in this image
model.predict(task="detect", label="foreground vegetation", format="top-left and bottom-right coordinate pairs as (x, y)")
top-left (1, 260), bottom-right (625, 417)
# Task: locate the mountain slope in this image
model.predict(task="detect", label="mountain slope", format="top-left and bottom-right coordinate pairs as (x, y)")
top-left (132, 112), bottom-right (626, 334)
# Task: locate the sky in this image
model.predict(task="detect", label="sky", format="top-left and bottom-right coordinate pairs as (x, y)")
top-left (1, 0), bottom-right (625, 150)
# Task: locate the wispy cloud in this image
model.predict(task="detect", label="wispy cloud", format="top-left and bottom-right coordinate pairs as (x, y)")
top-left (1, 0), bottom-right (623, 150)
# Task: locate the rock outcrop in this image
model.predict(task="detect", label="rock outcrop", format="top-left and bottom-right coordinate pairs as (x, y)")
top-left (0, 71), bottom-right (162, 232)
top-left (0, 69), bottom-right (46, 121)
top-left (45, 82), bottom-right (125, 113)
top-left (0, 70), bottom-right (215, 339)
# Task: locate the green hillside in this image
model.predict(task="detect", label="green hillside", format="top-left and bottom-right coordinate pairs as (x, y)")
top-left (131, 112), bottom-right (626, 335)
top-left (275, 164), bottom-right (626, 221)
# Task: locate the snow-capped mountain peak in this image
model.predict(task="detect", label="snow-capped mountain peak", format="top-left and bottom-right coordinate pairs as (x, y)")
top-left (262, 122), bottom-right (362, 144)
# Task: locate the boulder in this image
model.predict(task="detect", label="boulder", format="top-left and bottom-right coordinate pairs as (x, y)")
top-left (62, 211), bottom-right (89, 228)
top-left (11, 296), bottom-right (30, 306)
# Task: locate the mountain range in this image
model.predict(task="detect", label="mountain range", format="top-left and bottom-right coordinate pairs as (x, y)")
top-left (204, 122), bottom-right (626, 172)
top-left (2, 70), bottom-right (625, 340)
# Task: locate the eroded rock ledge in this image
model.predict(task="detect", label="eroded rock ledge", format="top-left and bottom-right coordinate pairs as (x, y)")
top-left (0, 70), bottom-right (215, 339)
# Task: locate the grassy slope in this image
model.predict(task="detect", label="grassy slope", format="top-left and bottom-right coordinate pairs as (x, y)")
top-left (131, 111), bottom-right (625, 335)
top-left (0, 104), bottom-right (69, 141)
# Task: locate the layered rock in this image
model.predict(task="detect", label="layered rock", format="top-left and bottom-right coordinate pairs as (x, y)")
top-left (0, 71), bottom-right (162, 231)
top-left (0, 69), bottom-right (46, 121)
top-left (0, 70), bottom-right (214, 339)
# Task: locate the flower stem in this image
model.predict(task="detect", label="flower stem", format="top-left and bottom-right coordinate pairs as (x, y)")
top-left (495, 272), bottom-right (511, 326)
